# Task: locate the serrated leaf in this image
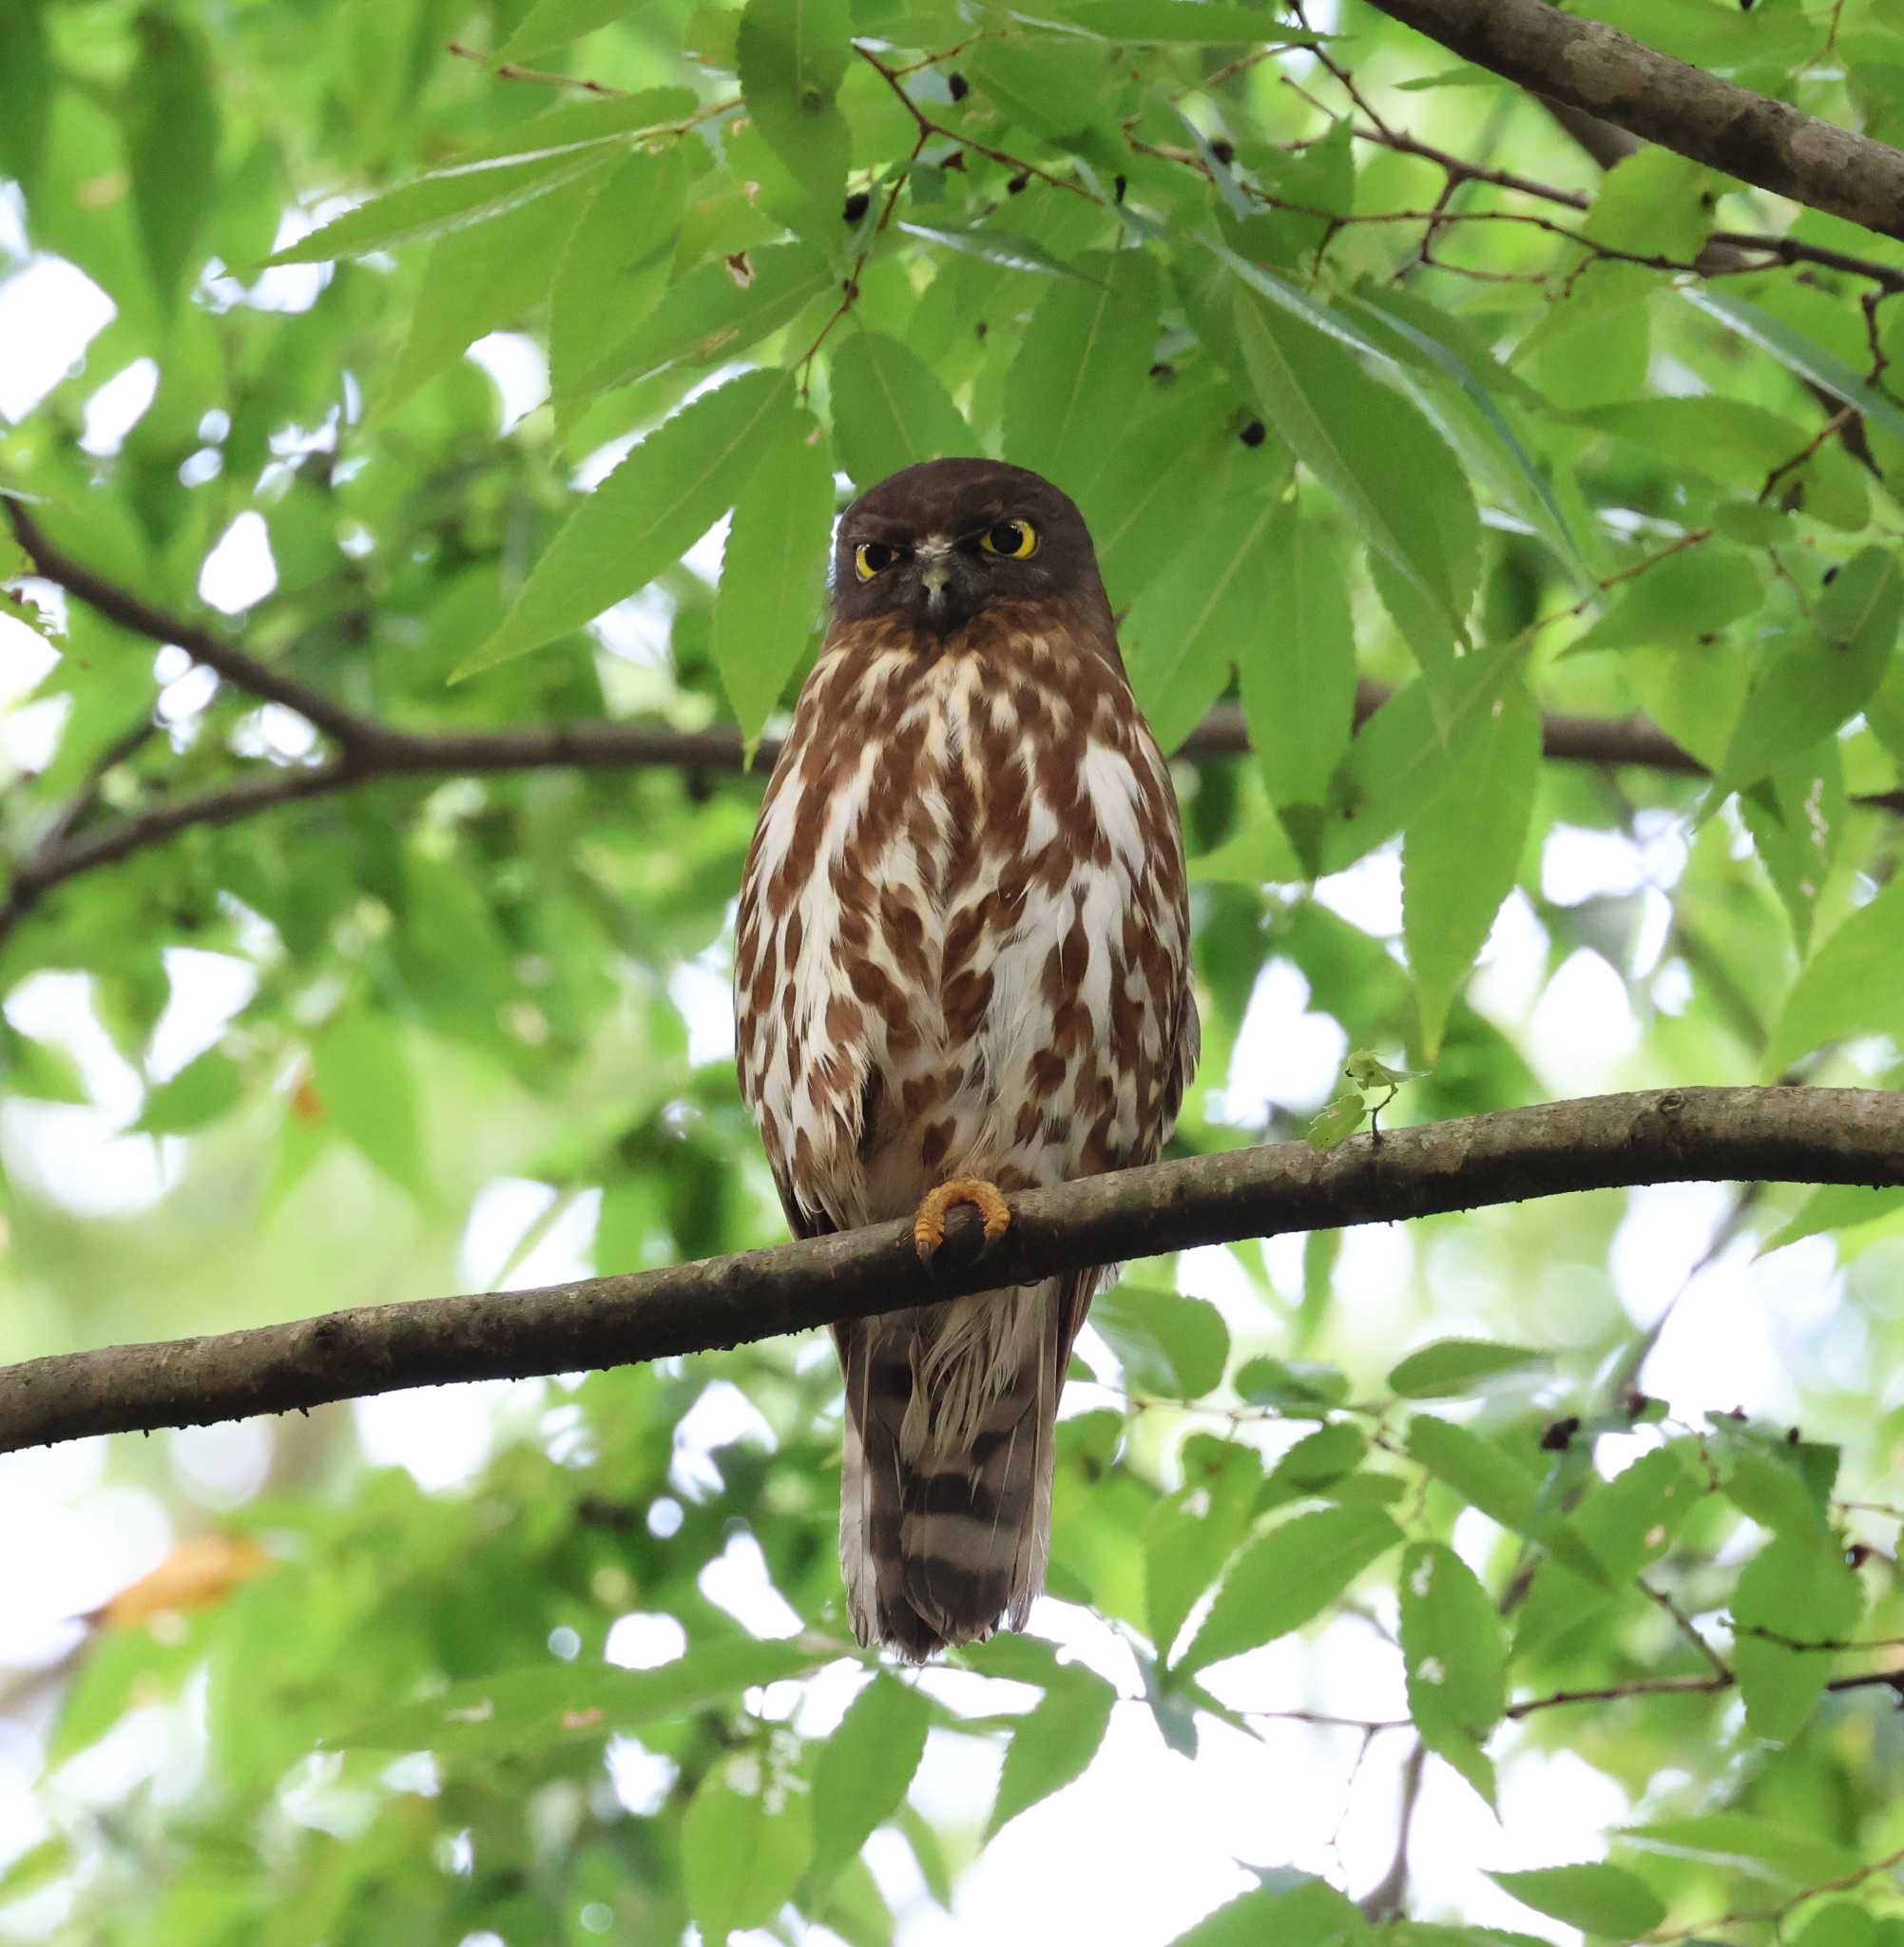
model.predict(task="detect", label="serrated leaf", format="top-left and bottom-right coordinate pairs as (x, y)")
top-left (1407, 1416), bottom-right (1610, 1588)
top-left (1124, 453), bottom-right (1285, 754)
top-left (1402, 675), bottom-right (1539, 1059)
top-left (336, 1639), bottom-right (824, 1751)
top-left (1231, 280), bottom-right (1474, 631)
top-left (987, 1667), bottom-right (1117, 1836)
top-left (808, 1675), bottom-right (930, 1898)
top-left (1761, 1182), bottom-right (1904, 1255)
top-left (1706, 547), bottom-right (1901, 806)
top-left (1144, 1439), bottom-right (1262, 1660)
top-left (1023, 0), bottom-right (1321, 42)
top-left (1169, 1876), bottom-right (1372, 1945)
top-left (500, 0), bottom-right (657, 57)
top-left (1004, 248), bottom-right (1162, 491)
top-left (460, 367), bottom-right (792, 678)
top-left (1617, 1812), bottom-right (1859, 1887)
top-left (713, 407), bottom-right (835, 747)
top-left (269, 148), bottom-right (612, 265)
top-left (133, 1050), bottom-right (243, 1134)
top-left (962, 41), bottom-right (1120, 148)
top-left (1305, 1091), bottom-right (1367, 1150)
top-left (1731, 1527), bottom-right (1863, 1742)
top-left (1686, 288), bottom-right (1904, 453)
top-left (1261, 1422), bottom-right (1367, 1506)
top-left (1587, 149), bottom-right (1708, 261)
top-left (1400, 1542), bottom-right (1505, 1809)
top-left (1237, 503), bottom-right (1356, 819)
top-left (683, 1741), bottom-right (814, 1942)
top-left (1091, 1284), bottom-right (1229, 1398)
top-left (1234, 1358), bottom-right (1350, 1412)
top-left (737, 0), bottom-right (852, 212)
top-left (549, 145), bottom-right (687, 416)
top-left (1766, 869), bottom-right (1904, 1072)
top-left (1175, 1504), bottom-right (1401, 1674)
top-left (1387, 1340), bottom-right (1548, 1400)
top-left (1566, 546), bottom-right (1762, 655)
top-left (1487, 1862), bottom-right (1664, 1937)
top-left (580, 240), bottom-right (834, 395)
top-left (829, 330), bottom-right (972, 487)
top-left (896, 219), bottom-right (1100, 281)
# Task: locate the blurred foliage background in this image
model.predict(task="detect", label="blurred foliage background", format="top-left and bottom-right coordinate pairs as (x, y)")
top-left (8, 0), bottom-right (1904, 1939)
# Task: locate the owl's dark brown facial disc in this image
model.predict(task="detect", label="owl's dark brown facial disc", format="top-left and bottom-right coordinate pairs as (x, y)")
top-left (830, 457), bottom-right (1108, 644)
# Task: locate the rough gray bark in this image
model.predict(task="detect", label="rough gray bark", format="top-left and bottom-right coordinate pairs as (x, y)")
top-left (4, 1086), bottom-right (1900, 1456)
top-left (1362, 0), bottom-right (1904, 244)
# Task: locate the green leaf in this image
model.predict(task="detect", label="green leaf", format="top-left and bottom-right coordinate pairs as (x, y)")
top-left (336, 1639), bottom-right (826, 1751)
top-left (683, 1740), bottom-right (814, 1943)
top-left (1566, 546), bottom-right (1762, 655)
top-left (1024, 0), bottom-right (1320, 43)
top-left (1175, 1505), bottom-right (1402, 1674)
top-left (269, 148), bottom-right (613, 265)
top-left (1234, 1359), bottom-right (1351, 1413)
top-left (380, 165), bottom-right (603, 410)
top-left (1761, 1182), bottom-right (1904, 1255)
top-left (1304, 1092), bottom-right (1367, 1150)
top-left (1400, 1542), bottom-right (1506, 1809)
top-left (459, 367), bottom-right (793, 678)
top-left (736, 0), bottom-right (852, 213)
top-left (1706, 547), bottom-right (1902, 805)
top-left (829, 330), bottom-right (973, 487)
top-left (500, 0), bottom-right (659, 57)
top-left (1169, 1877), bottom-right (1372, 1946)
top-left (1124, 453), bottom-right (1286, 754)
top-left (133, 1050), bottom-right (243, 1134)
top-left (1260, 1422), bottom-right (1368, 1506)
top-left (1401, 675), bottom-right (1539, 1059)
top-left (987, 1666), bottom-right (1117, 1836)
top-left (1230, 280), bottom-right (1475, 630)
top-left (1084, 377), bottom-right (1233, 606)
top-left (962, 41), bottom-right (1120, 149)
top-left (311, 1007), bottom-right (429, 1201)
top-left (579, 240), bottom-right (835, 395)
top-left (897, 219), bottom-right (1100, 281)
top-left (4, 1027), bottom-right (89, 1105)
top-left (1617, 1812), bottom-right (1859, 1887)
top-left (1486, 1862), bottom-right (1664, 1937)
top-left (1004, 248), bottom-right (1163, 491)
top-left (808, 1675), bottom-right (931, 1898)
top-left (1144, 1438), bottom-right (1263, 1661)
top-left (1766, 869), bottom-right (1904, 1072)
top-left (712, 406), bottom-right (835, 748)
top-left (125, 10), bottom-right (220, 309)
top-left (1091, 1284), bottom-right (1229, 1398)
top-left (1406, 1416), bottom-right (1610, 1587)
top-left (548, 145), bottom-right (687, 417)
top-left (1237, 503), bottom-right (1356, 818)
top-left (1387, 1340), bottom-right (1548, 1400)
top-left (1685, 288), bottom-right (1904, 453)
top-left (1317, 646), bottom-right (1519, 877)
top-left (1587, 149), bottom-right (1709, 261)
top-left (1730, 1527), bottom-right (1863, 1742)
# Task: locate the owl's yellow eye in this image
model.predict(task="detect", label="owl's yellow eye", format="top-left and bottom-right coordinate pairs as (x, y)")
top-left (854, 542), bottom-right (896, 581)
top-left (980, 519), bottom-right (1038, 560)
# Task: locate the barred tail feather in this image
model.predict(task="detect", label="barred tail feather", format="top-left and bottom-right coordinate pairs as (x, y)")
top-left (837, 1279), bottom-right (1072, 1662)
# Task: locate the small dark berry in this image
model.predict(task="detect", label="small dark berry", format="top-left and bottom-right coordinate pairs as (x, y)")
top-left (1538, 1415), bottom-right (1581, 1452)
top-left (1148, 360), bottom-right (1175, 382)
top-left (1822, 563), bottom-right (1840, 585)
top-left (948, 70), bottom-right (969, 101)
top-left (1113, 173), bottom-right (1127, 203)
top-left (1240, 418), bottom-right (1266, 448)
top-left (1210, 137), bottom-right (1236, 166)
top-left (974, 319), bottom-right (988, 339)
top-left (842, 191), bottom-right (871, 223)
top-left (1007, 172), bottom-right (1029, 194)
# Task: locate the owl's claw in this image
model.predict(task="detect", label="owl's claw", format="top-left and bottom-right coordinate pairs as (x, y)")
top-left (913, 1179), bottom-right (1012, 1263)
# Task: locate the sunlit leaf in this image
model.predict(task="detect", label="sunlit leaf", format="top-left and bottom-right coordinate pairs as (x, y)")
top-left (808, 1675), bottom-right (930, 1898)
top-left (1487, 1862), bottom-right (1665, 1937)
top-left (830, 329), bottom-right (974, 486)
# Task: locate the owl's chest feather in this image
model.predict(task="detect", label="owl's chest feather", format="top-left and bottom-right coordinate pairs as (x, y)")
top-left (736, 619), bottom-right (1186, 1230)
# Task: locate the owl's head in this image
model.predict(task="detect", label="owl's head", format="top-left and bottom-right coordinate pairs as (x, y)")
top-left (830, 458), bottom-right (1106, 640)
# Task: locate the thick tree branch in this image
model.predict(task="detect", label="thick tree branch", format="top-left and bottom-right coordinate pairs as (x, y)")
top-left (3, 1086), bottom-right (1900, 1456)
top-left (1361, 0), bottom-right (1904, 246)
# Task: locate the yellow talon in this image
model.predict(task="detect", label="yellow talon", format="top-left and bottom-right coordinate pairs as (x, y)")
top-left (913, 1178), bottom-right (1012, 1262)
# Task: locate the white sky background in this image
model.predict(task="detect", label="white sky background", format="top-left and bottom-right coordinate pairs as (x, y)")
top-left (0, 147), bottom-right (1869, 1947)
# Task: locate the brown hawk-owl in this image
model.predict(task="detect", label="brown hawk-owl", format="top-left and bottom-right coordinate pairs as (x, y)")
top-left (734, 458), bottom-right (1199, 1659)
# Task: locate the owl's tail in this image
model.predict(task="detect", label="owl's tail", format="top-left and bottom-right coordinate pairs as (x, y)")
top-left (837, 1277), bottom-right (1077, 1661)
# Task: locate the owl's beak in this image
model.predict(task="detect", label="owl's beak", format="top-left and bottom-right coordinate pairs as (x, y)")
top-left (914, 538), bottom-right (955, 633)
